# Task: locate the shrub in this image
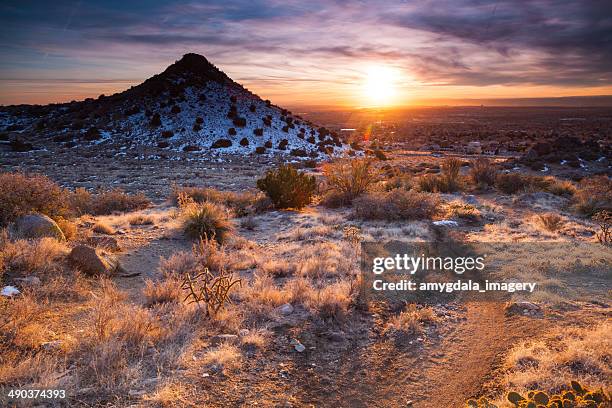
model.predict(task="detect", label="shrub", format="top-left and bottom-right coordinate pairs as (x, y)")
top-left (373, 149), bottom-right (387, 161)
top-left (264, 140), bottom-right (272, 148)
top-left (574, 175), bottom-right (612, 216)
top-left (178, 196), bottom-right (233, 243)
top-left (321, 159), bottom-right (378, 206)
top-left (150, 113), bottom-right (161, 127)
top-left (253, 128), bottom-right (263, 137)
top-left (469, 158), bottom-right (497, 188)
top-left (170, 105), bottom-right (181, 114)
top-left (495, 172), bottom-right (529, 194)
top-left (384, 304), bottom-right (436, 336)
top-left (536, 212), bottom-right (564, 232)
top-left (593, 210), bottom-right (611, 245)
top-left (255, 146), bottom-right (266, 154)
top-left (161, 130), bottom-right (174, 138)
top-left (228, 127), bottom-right (237, 136)
top-left (128, 214), bottom-right (154, 226)
top-left (0, 172), bottom-right (70, 226)
top-left (233, 117), bottom-right (246, 127)
top-left (239, 137), bottom-right (249, 147)
top-left (143, 277), bottom-right (182, 307)
top-left (417, 158), bottom-right (463, 193)
top-left (192, 123), bottom-right (202, 131)
top-left (70, 188), bottom-right (150, 216)
top-left (212, 139), bottom-right (232, 148)
top-left (353, 189), bottom-right (440, 220)
top-left (171, 186), bottom-right (260, 217)
top-left (256, 165), bottom-right (316, 209)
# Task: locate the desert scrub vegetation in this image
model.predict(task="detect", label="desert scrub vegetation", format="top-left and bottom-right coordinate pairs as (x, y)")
top-left (69, 187), bottom-right (150, 216)
top-left (0, 172), bottom-right (70, 226)
top-left (171, 185), bottom-right (263, 217)
top-left (128, 214), bottom-right (155, 226)
top-left (535, 212), bottom-right (565, 232)
top-left (352, 189), bottom-right (440, 221)
top-left (483, 322), bottom-right (611, 407)
top-left (495, 173), bottom-right (577, 197)
top-left (321, 159), bottom-right (378, 207)
top-left (384, 304), bottom-right (437, 336)
top-left (445, 201), bottom-right (482, 224)
top-left (573, 175), bottom-right (612, 216)
top-left (256, 164), bottom-right (316, 209)
top-left (592, 211), bottom-right (611, 245)
top-left (178, 194), bottom-right (233, 244)
top-left (417, 157), bottom-right (463, 193)
top-left (469, 158), bottom-right (497, 188)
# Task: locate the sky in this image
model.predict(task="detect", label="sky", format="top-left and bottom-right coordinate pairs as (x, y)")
top-left (0, 0), bottom-right (611, 107)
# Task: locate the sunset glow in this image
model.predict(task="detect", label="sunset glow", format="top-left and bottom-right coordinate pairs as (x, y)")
top-left (363, 66), bottom-right (399, 107)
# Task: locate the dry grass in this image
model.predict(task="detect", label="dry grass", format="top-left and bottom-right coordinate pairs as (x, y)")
top-left (0, 172), bottom-right (70, 226)
top-left (54, 216), bottom-right (77, 240)
top-left (353, 189), bottom-right (440, 221)
top-left (574, 175), bottom-right (612, 216)
top-left (417, 158), bottom-right (463, 193)
top-left (494, 323), bottom-right (611, 406)
top-left (496, 172), bottom-right (529, 194)
top-left (201, 343), bottom-right (241, 372)
top-left (158, 251), bottom-right (198, 277)
top-left (445, 201), bottom-right (482, 223)
top-left (1, 237), bottom-right (68, 277)
top-left (128, 214), bottom-right (155, 226)
top-left (178, 195), bottom-right (233, 244)
top-left (71, 187), bottom-right (150, 216)
top-left (240, 329), bottom-right (269, 349)
top-left (93, 221), bottom-right (115, 235)
top-left (384, 304), bottom-right (437, 335)
top-left (535, 212), bottom-right (565, 232)
top-left (305, 281), bottom-right (352, 322)
top-left (171, 186), bottom-right (261, 217)
top-left (469, 158), bottom-right (497, 188)
top-left (321, 158), bottom-right (378, 206)
top-left (143, 277), bottom-right (183, 307)
top-left (297, 241), bottom-right (355, 279)
top-left (259, 258), bottom-right (296, 277)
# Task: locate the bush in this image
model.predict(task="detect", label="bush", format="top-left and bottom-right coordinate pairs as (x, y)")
top-left (161, 130), bottom-right (174, 138)
top-left (574, 175), bottom-right (612, 216)
top-left (255, 146), bottom-right (266, 154)
top-left (373, 149), bottom-right (387, 161)
top-left (233, 117), bottom-right (246, 127)
top-left (69, 188), bottom-right (150, 216)
top-left (239, 138), bottom-right (249, 147)
top-left (321, 159), bottom-right (378, 206)
top-left (253, 128), bottom-right (263, 137)
top-left (353, 189), bottom-right (440, 220)
top-left (469, 158), bottom-right (497, 188)
top-left (417, 158), bottom-right (463, 193)
top-left (150, 113), bottom-right (161, 127)
top-left (536, 212), bottom-right (565, 232)
top-left (228, 128), bottom-right (237, 136)
top-left (495, 172), bottom-right (529, 194)
top-left (212, 139), bottom-right (232, 148)
top-left (171, 186), bottom-right (260, 217)
top-left (178, 196), bottom-right (233, 243)
top-left (0, 172), bottom-right (70, 226)
top-left (256, 165), bottom-right (316, 209)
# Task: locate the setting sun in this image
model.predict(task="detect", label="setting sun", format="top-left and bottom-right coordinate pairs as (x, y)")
top-left (363, 65), bottom-right (399, 106)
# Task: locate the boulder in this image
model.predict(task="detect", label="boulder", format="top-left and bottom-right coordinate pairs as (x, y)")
top-left (11, 213), bottom-right (65, 241)
top-left (68, 245), bottom-right (121, 276)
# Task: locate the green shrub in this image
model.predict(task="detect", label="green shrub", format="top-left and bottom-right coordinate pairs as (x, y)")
top-left (256, 165), bottom-right (316, 209)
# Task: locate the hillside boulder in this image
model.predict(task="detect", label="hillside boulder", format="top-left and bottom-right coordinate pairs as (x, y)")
top-left (11, 213), bottom-right (65, 241)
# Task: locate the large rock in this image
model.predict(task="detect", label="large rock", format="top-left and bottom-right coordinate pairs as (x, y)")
top-left (68, 245), bottom-right (121, 276)
top-left (11, 213), bottom-right (65, 241)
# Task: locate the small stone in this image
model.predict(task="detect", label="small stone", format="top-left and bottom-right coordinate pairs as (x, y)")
top-left (1, 286), bottom-right (20, 297)
top-left (294, 342), bottom-right (306, 353)
top-left (278, 303), bottom-right (294, 316)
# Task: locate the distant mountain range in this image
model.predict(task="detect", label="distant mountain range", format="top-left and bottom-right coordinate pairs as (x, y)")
top-left (0, 53), bottom-right (347, 157)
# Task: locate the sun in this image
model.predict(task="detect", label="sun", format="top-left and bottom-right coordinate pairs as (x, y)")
top-left (363, 65), bottom-right (399, 106)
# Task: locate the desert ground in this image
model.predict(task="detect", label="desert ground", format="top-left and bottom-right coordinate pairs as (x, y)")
top-left (1, 129), bottom-right (610, 408)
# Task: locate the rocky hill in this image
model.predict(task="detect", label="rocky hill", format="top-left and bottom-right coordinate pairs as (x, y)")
top-left (0, 53), bottom-right (347, 158)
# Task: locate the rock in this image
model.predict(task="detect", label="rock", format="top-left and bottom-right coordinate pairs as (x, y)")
top-left (505, 301), bottom-right (541, 316)
top-left (211, 334), bottom-right (239, 345)
top-left (41, 340), bottom-right (63, 351)
top-left (68, 245), bottom-right (121, 276)
top-left (87, 236), bottom-right (121, 252)
top-left (11, 213), bottom-right (65, 241)
top-left (432, 220), bottom-right (459, 227)
top-left (1, 286), bottom-right (20, 297)
top-left (277, 303), bottom-right (294, 316)
top-left (290, 338), bottom-right (305, 352)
